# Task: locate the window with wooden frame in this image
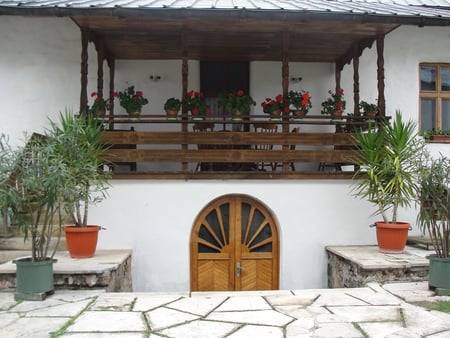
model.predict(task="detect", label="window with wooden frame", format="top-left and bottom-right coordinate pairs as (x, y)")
top-left (419, 63), bottom-right (450, 133)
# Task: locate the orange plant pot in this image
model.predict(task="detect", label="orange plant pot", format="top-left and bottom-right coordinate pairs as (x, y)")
top-left (64, 225), bottom-right (101, 258)
top-left (374, 221), bottom-right (411, 254)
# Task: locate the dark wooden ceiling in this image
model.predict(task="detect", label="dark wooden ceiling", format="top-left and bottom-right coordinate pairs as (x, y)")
top-left (72, 15), bottom-right (399, 64)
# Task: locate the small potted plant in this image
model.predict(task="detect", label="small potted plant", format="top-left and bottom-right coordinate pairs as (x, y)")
top-left (351, 111), bottom-right (425, 253)
top-left (287, 90), bottom-right (312, 118)
top-left (416, 153), bottom-right (450, 294)
top-left (321, 88), bottom-right (346, 119)
top-left (182, 90), bottom-right (211, 120)
top-left (48, 111), bottom-right (111, 258)
top-left (218, 89), bottom-right (256, 120)
top-left (261, 94), bottom-right (289, 120)
top-left (164, 97), bottom-right (182, 120)
top-left (0, 133), bottom-right (68, 300)
top-left (358, 100), bottom-right (378, 119)
top-left (88, 91), bottom-right (118, 117)
top-left (118, 86), bottom-right (149, 117)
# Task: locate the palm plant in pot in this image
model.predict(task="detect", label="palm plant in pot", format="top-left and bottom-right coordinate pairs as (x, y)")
top-left (0, 133), bottom-right (69, 300)
top-left (351, 111), bottom-right (424, 253)
top-left (417, 153), bottom-right (450, 295)
top-left (48, 111), bottom-right (111, 258)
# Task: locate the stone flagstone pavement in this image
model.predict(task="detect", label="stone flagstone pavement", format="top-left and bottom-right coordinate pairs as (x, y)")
top-left (0, 281), bottom-right (449, 337)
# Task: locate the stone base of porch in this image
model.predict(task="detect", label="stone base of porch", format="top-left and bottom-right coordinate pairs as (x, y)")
top-left (0, 249), bottom-right (132, 292)
top-left (326, 245), bottom-right (433, 288)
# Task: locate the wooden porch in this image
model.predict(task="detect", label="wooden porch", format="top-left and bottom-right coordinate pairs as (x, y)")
top-left (101, 114), bottom-right (385, 180)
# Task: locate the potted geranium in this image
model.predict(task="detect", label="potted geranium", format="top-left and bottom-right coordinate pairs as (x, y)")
top-left (358, 100), bottom-right (378, 118)
top-left (0, 133), bottom-right (68, 300)
top-left (416, 153), bottom-right (450, 294)
top-left (321, 88), bottom-right (346, 119)
top-left (164, 97), bottom-right (182, 120)
top-left (261, 94), bottom-right (289, 119)
top-left (351, 111), bottom-right (424, 253)
top-left (118, 86), bottom-right (149, 117)
top-left (288, 90), bottom-right (312, 118)
top-left (218, 89), bottom-right (256, 120)
top-left (48, 111), bottom-right (111, 258)
top-left (89, 91), bottom-right (118, 117)
top-left (182, 90), bottom-right (211, 120)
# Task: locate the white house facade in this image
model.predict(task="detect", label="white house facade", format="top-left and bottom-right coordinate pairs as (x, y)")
top-left (1, 1), bottom-right (450, 291)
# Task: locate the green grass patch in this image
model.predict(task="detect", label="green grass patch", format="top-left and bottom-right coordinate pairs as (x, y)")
top-left (431, 301), bottom-right (450, 313)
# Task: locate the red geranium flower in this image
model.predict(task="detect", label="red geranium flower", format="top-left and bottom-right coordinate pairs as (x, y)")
top-left (182, 90), bottom-right (210, 117)
top-left (218, 89), bottom-right (255, 116)
top-left (261, 94), bottom-right (285, 114)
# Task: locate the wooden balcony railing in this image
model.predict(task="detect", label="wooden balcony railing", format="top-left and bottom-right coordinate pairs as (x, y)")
top-left (100, 114), bottom-right (387, 180)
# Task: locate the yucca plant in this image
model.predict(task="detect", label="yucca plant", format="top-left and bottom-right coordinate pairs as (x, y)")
top-left (352, 111), bottom-right (424, 223)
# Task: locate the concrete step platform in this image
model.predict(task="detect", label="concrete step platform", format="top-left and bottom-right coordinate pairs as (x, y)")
top-left (0, 250), bottom-right (132, 292)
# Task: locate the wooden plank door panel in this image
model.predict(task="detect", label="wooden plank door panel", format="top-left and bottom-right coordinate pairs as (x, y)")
top-left (239, 259), bottom-right (273, 291)
top-left (197, 259), bottom-right (231, 291)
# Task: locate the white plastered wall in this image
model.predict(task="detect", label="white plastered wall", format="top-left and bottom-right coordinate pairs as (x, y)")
top-left (0, 17), bottom-right (449, 291)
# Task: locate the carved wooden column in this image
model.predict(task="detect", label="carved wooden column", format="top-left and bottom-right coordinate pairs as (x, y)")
top-left (95, 40), bottom-right (104, 99)
top-left (376, 35), bottom-right (386, 117)
top-left (335, 61), bottom-right (344, 132)
top-left (181, 28), bottom-right (189, 133)
top-left (281, 30), bottom-right (290, 134)
top-left (107, 56), bottom-right (115, 130)
top-left (181, 28), bottom-right (189, 172)
top-left (353, 46), bottom-right (360, 115)
top-left (280, 30), bottom-right (290, 172)
top-left (80, 27), bottom-right (89, 115)
top-left (335, 63), bottom-right (342, 91)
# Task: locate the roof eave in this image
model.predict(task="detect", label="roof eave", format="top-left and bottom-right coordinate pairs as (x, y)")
top-left (0, 7), bottom-right (449, 26)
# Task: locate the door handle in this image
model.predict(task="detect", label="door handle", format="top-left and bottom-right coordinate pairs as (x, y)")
top-left (236, 262), bottom-right (245, 277)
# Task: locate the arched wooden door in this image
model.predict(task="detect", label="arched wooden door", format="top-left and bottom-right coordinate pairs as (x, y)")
top-left (190, 194), bottom-right (279, 291)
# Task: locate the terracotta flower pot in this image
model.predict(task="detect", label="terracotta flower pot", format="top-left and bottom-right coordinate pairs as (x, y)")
top-left (232, 111), bottom-right (244, 120)
top-left (93, 109), bottom-right (106, 118)
top-left (64, 225), bottom-right (101, 258)
top-left (165, 109), bottom-right (179, 120)
top-left (374, 221), bottom-right (411, 253)
top-left (292, 109), bottom-right (307, 119)
top-left (270, 109), bottom-right (282, 120)
top-left (364, 110), bottom-right (377, 119)
top-left (331, 109), bottom-right (343, 117)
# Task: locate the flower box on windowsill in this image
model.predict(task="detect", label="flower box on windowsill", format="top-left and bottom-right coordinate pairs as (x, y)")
top-left (427, 135), bottom-right (450, 143)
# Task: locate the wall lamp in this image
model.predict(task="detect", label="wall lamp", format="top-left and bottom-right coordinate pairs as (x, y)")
top-left (149, 75), bottom-right (161, 82)
top-left (290, 77), bottom-right (303, 83)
